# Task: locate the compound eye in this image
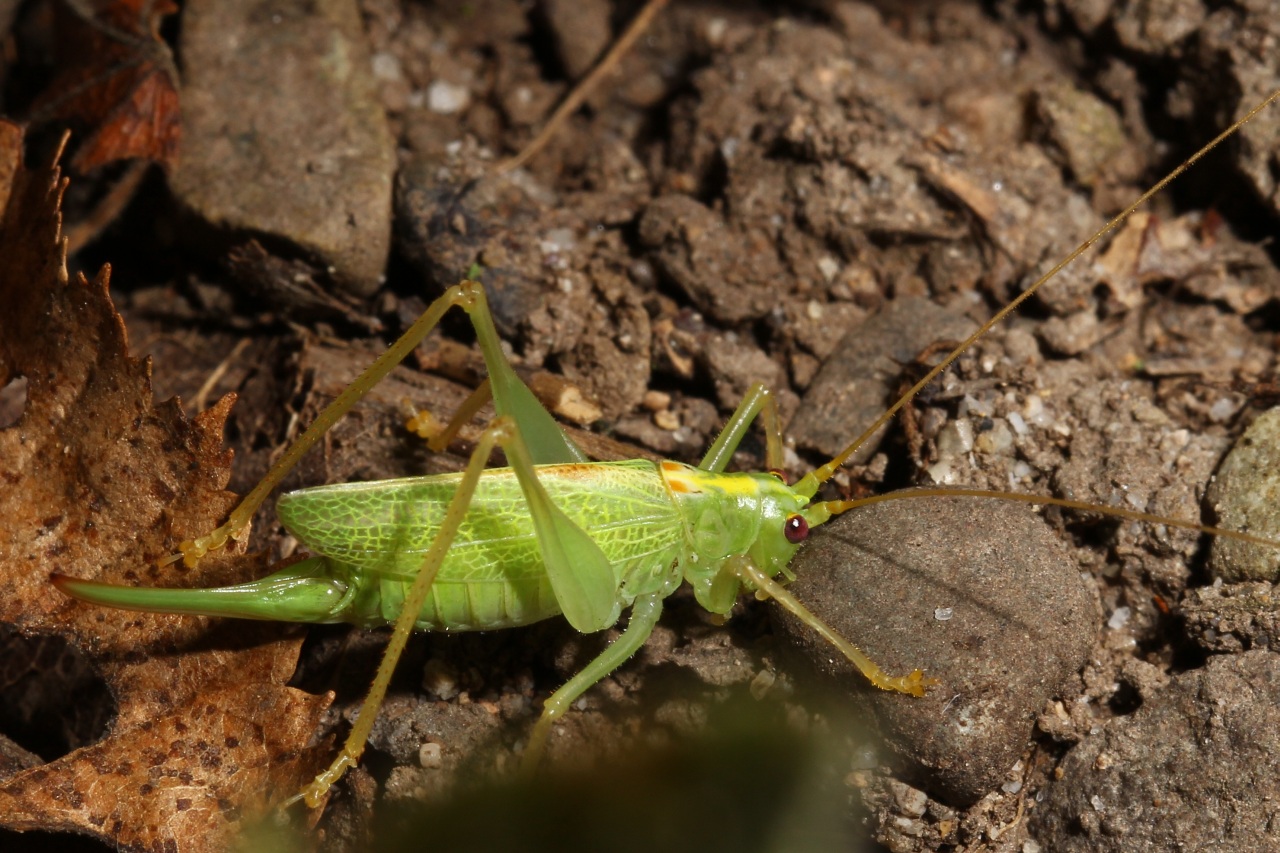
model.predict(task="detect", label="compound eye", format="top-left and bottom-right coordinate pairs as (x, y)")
top-left (784, 514), bottom-right (809, 544)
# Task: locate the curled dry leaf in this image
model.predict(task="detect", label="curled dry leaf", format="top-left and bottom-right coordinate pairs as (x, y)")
top-left (30, 0), bottom-right (182, 172)
top-left (0, 126), bottom-right (329, 850)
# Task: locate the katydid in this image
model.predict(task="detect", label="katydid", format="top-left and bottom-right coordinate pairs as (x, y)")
top-left (55, 278), bottom-right (930, 804)
top-left (53, 90), bottom-right (1280, 810)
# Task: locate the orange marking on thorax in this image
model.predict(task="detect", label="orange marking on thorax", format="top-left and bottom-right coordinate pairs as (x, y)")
top-left (660, 460), bottom-right (699, 493)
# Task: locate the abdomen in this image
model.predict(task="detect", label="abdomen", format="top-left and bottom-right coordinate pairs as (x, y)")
top-left (360, 571), bottom-right (562, 631)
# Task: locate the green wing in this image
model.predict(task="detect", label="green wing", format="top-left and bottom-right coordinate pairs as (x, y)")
top-left (277, 460), bottom-right (684, 587)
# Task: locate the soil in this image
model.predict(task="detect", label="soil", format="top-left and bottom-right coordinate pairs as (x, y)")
top-left (2, 2), bottom-right (1280, 852)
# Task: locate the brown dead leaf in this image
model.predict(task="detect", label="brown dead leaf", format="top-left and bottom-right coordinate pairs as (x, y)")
top-left (0, 128), bottom-right (328, 849)
top-left (30, 0), bottom-right (181, 172)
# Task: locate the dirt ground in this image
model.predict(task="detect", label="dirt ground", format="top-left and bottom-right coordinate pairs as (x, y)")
top-left (2, 1), bottom-right (1280, 851)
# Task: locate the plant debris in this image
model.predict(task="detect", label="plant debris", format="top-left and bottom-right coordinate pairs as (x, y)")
top-left (0, 128), bottom-right (329, 852)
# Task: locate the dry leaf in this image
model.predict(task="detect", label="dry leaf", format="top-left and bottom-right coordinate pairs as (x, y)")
top-left (0, 126), bottom-right (328, 850)
top-left (30, 0), bottom-right (182, 172)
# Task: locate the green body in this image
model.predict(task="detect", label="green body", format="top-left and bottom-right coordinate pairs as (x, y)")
top-left (53, 281), bottom-right (822, 638)
top-left (286, 460), bottom-right (686, 631)
top-left (62, 458), bottom-right (815, 632)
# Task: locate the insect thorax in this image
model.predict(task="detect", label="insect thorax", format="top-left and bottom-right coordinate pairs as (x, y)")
top-left (660, 461), bottom-right (808, 613)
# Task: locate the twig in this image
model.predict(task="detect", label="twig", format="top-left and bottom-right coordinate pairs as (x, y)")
top-left (192, 337), bottom-right (251, 413)
top-left (495, 0), bottom-right (670, 175)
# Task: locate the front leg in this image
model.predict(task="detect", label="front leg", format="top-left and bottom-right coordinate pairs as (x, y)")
top-left (729, 555), bottom-right (936, 696)
top-left (699, 383), bottom-right (784, 474)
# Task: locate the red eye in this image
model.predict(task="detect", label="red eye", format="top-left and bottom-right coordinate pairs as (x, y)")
top-left (784, 515), bottom-right (808, 544)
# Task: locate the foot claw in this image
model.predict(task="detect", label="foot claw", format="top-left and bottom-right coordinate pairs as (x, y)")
top-left (164, 522), bottom-right (242, 569)
top-left (880, 668), bottom-right (938, 697)
top-left (402, 401), bottom-right (450, 451)
top-left (284, 754), bottom-right (354, 812)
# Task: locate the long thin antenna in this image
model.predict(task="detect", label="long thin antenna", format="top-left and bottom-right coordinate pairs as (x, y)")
top-left (820, 488), bottom-right (1280, 551)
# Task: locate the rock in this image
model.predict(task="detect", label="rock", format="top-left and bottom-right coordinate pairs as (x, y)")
top-left (394, 159), bottom-right (652, 420)
top-left (1031, 651), bottom-right (1280, 852)
top-left (1031, 82), bottom-right (1134, 187)
top-left (773, 494), bottom-right (1092, 806)
top-left (637, 194), bottom-right (788, 325)
top-left (788, 297), bottom-right (976, 463)
top-left (171, 0), bottom-right (395, 298)
top-left (1206, 407), bottom-right (1280, 582)
top-left (540, 0), bottom-right (612, 80)
top-left (394, 164), bottom-right (553, 339)
top-left (1180, 580), bottom-right (1280, 653)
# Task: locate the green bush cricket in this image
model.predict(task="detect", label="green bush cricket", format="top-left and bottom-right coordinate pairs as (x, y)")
top-left (53, 89), bottom-right (1280, 809)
